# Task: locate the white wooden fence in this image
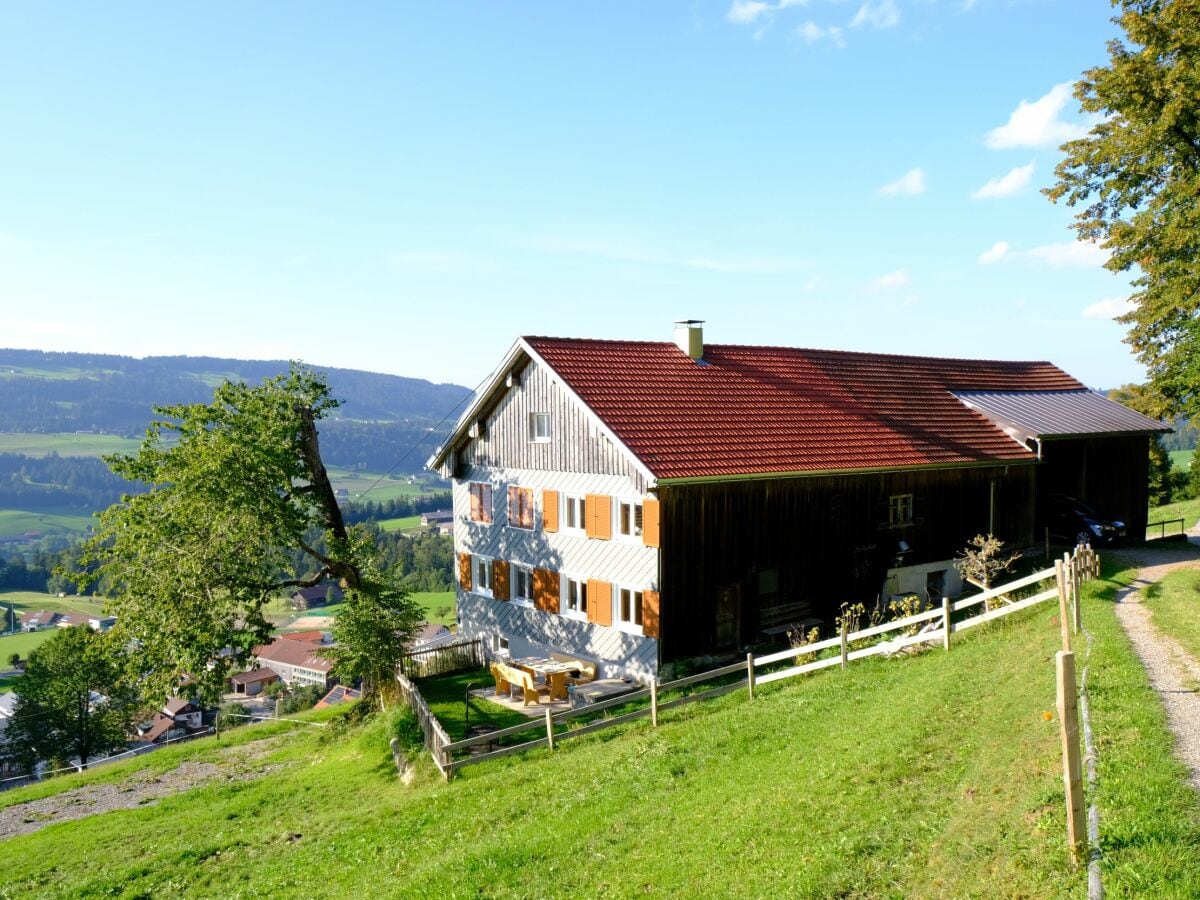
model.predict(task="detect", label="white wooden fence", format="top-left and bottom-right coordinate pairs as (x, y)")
top-left (400, 546), bottom-right (1100, 781)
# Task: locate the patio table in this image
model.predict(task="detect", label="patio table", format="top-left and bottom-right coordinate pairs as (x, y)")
top-left (512, 656), bottom-right (578, 701)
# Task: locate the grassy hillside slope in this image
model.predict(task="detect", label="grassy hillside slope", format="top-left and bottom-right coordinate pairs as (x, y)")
top-left (0, 562), bottom-right (1196, 898)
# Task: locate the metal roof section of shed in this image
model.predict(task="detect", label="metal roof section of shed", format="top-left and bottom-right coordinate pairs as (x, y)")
top-left (953, 389), bottom-right (1169, 445)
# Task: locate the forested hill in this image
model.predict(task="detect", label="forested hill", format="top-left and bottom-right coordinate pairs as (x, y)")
top-left (0, 349), bottom-right (472, 471)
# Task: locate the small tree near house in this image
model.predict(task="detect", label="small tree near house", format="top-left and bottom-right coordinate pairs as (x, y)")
top-left (954, 534), bottom-right (1021, 610)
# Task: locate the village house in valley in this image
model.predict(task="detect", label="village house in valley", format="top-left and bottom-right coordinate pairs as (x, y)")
top-left (428, 322), bottom-right (1165, 680)
top-left (253, 634), bottom-right (335, 689)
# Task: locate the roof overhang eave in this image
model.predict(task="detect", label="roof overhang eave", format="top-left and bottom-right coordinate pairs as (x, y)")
top-left (655, 457), bottom-right (1039, 487)
top-left (425, 338), bottom-right (532, 472)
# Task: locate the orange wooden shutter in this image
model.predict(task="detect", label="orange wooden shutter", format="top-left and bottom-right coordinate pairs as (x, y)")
top-left (586, 494), bottom-right (612, 540)
top-left (469, 486), bottom-right (481, 522)
top-left (534, 568), bottom-right (560, 613)
top-left (542, 490), bottom-right (559, 533)
top-left (493, 560), bottom-right (510, 601)
top-left (642, 590), bottom-right (661, 639)
top-left (642, 498), bottom-right (660, 548)
top-left (587, 579), bottom-right (612, 626)
top-left (458, 553), bottom-right (472, 591)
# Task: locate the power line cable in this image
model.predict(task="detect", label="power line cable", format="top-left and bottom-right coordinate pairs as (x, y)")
top-left (352, 371), bottom-right (490, 504)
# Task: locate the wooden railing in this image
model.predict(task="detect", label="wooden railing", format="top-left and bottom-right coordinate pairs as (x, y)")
top-left (399, 638), bottom-right (486, 679)
top-left (399, 546), bottom-right (1101, 781)
top-left (1145, 518), bottom-right (1186, 541)
top-left (395, 671), bottom-right (453, 777)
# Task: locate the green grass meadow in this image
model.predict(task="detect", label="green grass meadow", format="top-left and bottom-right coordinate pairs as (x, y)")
top-left (0, 432), bottom-right (141, 458)
top-left (377, 514), bottom-right (422, 532)
top-left (1139, 565), bottom-right (1200, 664)
top-left (1169, 449), bottom-right (1193, 473)
top-left (0, 559), bottom-right (1195, 897)
top-left (0, 508), bottom-right (95, 536)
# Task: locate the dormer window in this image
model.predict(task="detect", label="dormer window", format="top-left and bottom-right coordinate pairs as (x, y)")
top-left (529, 412), bottom-right (552, 443)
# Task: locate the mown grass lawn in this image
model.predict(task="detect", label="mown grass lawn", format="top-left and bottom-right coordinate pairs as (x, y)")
top-left (0, 508), bottom-right (95, 536)
top-left (1139, 564), bottom-right (1200, 664)
top-left (1148, 495), bottom-right (1200, 532)
top-left (377, 514), bottom-right (422, 532)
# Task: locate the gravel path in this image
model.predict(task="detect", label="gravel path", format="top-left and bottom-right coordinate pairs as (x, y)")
top-left (1109, 533), bottom-right (1200, 795)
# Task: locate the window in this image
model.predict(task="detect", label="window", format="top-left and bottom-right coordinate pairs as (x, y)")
top-left (889, 494), bottom-right (914, 527)
top-left (563, 494), bottom-right (586, 534)
top-left (473, 556), bottom-right (493, 597)
top-left (494, 634), bottom-right (509, 654)
top-left (469, 483), bottom-right (493, 524)
top-left (507, 486), bottom-right (535, 529)
top-left (512, 563), bottom-right (534, 607)
top-left (616, 499), bottom-right (643, 539)
top-left (616, 586), bottom-right (644, 633)
top-left (529, 412), bottom-right (552, 443)
top-left (562, 576), bottom-right (588, 620)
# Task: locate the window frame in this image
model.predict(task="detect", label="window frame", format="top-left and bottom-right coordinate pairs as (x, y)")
top-left (529, 412), bottom-right (552, 443)
top-left (562, 493), bottom-right (586, 535)
top-left (560, 574), bottom-right (589, 622)
top-left (511, 562), bottom-right (534, 608)
top-left (614, 498), bottom-right (644, 542)
top-left (507, 485), bottom-right (535, 530)
top-left (888, 493), bottom-right (914, 528)
top-left (614, 584), bottom-right (645, 635)
top-left (472, 555), bottom-right (494, 598)
top-left (468, 482), bottom-right (493, 524)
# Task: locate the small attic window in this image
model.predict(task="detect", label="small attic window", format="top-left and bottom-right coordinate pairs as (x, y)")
top-left (529, 412), bottom-right (551, 443)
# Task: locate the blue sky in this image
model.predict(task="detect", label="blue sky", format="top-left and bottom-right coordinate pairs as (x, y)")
top-left (0, 2), bottom-right (1137, 391)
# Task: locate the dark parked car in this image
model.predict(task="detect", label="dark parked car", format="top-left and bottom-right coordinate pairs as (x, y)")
top-left (1045, 494), bottom-right (1126, 546)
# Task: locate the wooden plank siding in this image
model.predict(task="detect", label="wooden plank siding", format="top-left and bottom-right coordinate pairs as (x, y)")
top-left (458, 359), bottom-right (651, 494)
top-left (656, 463), bottom-right (1037, 663)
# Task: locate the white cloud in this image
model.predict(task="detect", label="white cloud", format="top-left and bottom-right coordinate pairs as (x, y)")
top-left (728, 0), bottom-right (811, 31)
top-left (851, 0), bottom-right (900, 29)
top-left (868, 269), bottom-right (909, 290)
top-left (727, 0), bottom-right (771, 24)
top-left (970, 162), bottom-right (1035, 199)
top-left (978, 241), bottom-right (1009, 264)
top-left (1082, 297), bottom-right (1135, 320)
top-left (879, 167), bottom-right (926, 196)
top-left (1025, 240), bottom-right (1108, 268)
top-left (796, 20), bottom-right (845, 47)
top-left (985, 83), bottom-right (1090, 149)
top-left (976, 238), bottom-right (1107, 268)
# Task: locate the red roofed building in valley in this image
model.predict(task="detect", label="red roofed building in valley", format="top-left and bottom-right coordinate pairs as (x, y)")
top-left (429, 322), bottom-right (1166, 677)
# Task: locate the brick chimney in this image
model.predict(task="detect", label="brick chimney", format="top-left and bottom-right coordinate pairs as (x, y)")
top-left (674, 320), bottom-right (704, 360)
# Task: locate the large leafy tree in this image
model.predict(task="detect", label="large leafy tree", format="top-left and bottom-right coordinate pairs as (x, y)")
top-left (1047, 0), bottom-right (1200, 417)
top-left (76, 366), bottom-right (421, 705)
top-left (2, 626), bottom-right (137, 771)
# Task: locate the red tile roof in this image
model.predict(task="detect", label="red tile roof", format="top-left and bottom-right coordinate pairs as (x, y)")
top-left (255, 638), bottom-right (334, 673)
top-left (525, 338), bottom-right (1084, 480)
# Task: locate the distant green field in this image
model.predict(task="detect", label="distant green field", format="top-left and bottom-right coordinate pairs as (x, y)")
top-left (327, 467), bottom-right (446, 504)
top-left (267, 589), bottom-right (455, 629)
top-left (0, 432), bottom-right (141, 457)
top-left (0, 591), bottom-right (110, 673)
top-left (0, 508), bottom-right (96, 536)
top-left (1169, 449), bottom-right (1193, 472)
top-left (377, 515), bottom-right (422, 532)
top-left (0, 628), bottom-right (56, 662)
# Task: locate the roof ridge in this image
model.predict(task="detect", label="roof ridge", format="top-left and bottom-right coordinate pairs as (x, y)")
top-left (524, 335), bottom-right (1065, 369)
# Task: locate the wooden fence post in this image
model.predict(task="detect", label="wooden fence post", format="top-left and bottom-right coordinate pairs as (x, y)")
top-left (746, 652), bottom-right (756, 700)
top-left (1055, 559), bottom-right (1071, 652)
top-left (545, 707), bottom-right (555, 751)
top-left (650, 679), bottom-right (658, 728)
top-left (1071, 554), bottom-right (1082, 633)
top-left (839, 623), bottom-right (848, 669)
top-left (942, 597), bottom-right (952, 651)
top-left (1063, 553), bottom-right (1077, 636)
top-left (1056, 650), bottom-right (1087, 865)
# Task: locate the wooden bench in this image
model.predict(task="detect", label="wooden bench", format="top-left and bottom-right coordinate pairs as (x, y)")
top-left (490, 662), bottom-right (549, 706)
top-left (550, 652), bottom-right (598, 685)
